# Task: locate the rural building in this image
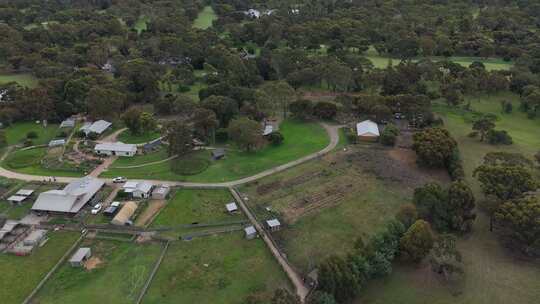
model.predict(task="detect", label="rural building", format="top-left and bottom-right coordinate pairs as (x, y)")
top-left (69, 247), bottom-right (92, 267)
top-left (48, 139), bottom-right (66, 147)
top-left (212, 148), bottom-right (226, 160)
top-left (16, 189), bottom-right (34, 196)
top-left (262, 125), bottom-right (273, 136)
top-left (152, 185), bottom-right (170, 200)
top-left (22, 229), bottom-right (47, 246)
top-left (94, 142), bottom-right (137, 157)
top-left (123, 181), bottom-right (153, 198)
top-left (0, 220), bottom-right (27, 251)
top-left (266, 219), bottom-right (281, 231)
top-left (225, 202), bottom-right (238, 213)
top-left (80, 120), bottom-right (112, 136)
top-left (244, 226), bottom-right (257, 240)
top-left (143, 138), bottom-right (161, 153)
top-left (103, 205), bottom-right (119, 216)
top-left (111, 201), bottom-right (137, 226)
top-left (356, 120), bottom-right (380, 141)
top-left (31, 176), bottom-right (105, 214)
top-left (7, 195), bottom-right (28, 205)
top-left (60, 118), bottom-right (75, 128)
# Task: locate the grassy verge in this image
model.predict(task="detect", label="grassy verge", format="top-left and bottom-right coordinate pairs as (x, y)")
top-left (0, 73), bottom-right (39, 88)
top-left (117, 130), bottom-right (161, 144)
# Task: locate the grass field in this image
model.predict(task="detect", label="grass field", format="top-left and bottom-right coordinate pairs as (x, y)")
top-left (117, 129), bottom-right (161, 144)
top-left (35, 240), bottom-right (162, 304)
top-left (134, 15), bottom-right (149, 34)
top-left (143, 233), bottom-right (290, 304)
top-left (5, 122), bottom-right (59, 145)
top-left (0, 73), bottom-right (39, 88)
top-left (102, 120), bottom-right (329, 182)
top-left (193, 6), bottom-right (217, 29)
top-left (3, 147), bottom-right (84, 177)
top-left (110, 148), bottom-right (169, 168)
top-left (0, 231), bottom-right (79, 304)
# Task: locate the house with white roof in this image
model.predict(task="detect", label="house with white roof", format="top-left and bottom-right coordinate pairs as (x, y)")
top-left (79, 120), bottom-right (112, 136)
top-left (94, 142), bottom-right (137, 157)
top-left (356, 120), bottom-right (380, 141)
top-left (123, 181), bottom-right (153, 198)
top-left (31, 177), bottom-right (105, 214)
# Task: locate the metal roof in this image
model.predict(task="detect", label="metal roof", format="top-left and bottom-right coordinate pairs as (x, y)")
top-left (111, 201), bottom-right (137, 225)
top-left (95, 142), bottom-right (137, 153)
top-left (244, 226), bottom-right (256, 235)
top-left (80, 120), bottom-right (111, 135)
top-left (69, 247), bottom-right (91, 263)
top-left (262, 125), bottom-right (273, 136)
top-left (226, 202), bottom-right (238, 212)
top-left (60, 119), bottom-right (75, 128)
top-left (152, 185), bottom-right (170, 195)
top-left (356, 120), bottom-right (380, 137)
top-left (123, 181), bottom-right (153, 194)
top-left (266, 219), bottom-right (281, 227)
top-left (212, 148), bottom-right (225, 157)
top-left (15, 189), bottom-right (34, 196)
top-left (49, 139), bottom-right (66, 147)
top-left (7, 195), bottom-right (27, 202)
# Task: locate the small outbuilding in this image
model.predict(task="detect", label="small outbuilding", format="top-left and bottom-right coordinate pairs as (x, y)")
top-left (356, 120), bottom-right (380, 141)
top-left (103, 206), bottom-right (119, 216)
top-left (7, 195), bottom-right (28, 205)
top-left (152, 185), bottom-right (170, 200)
top-left (94, 142), bottom-right (137, 157)
top-left (80, 120), bottom-right (112, 136)
top-left (111, 201), bottom-right (137, 226)
top-left (212, 148), bottom-right (226, 160)
top-left (123, 181), bottom-right (153, 198)
top-left (69, 247), bottom-right (92, 267)
top-left (60, 118), bottom-right (75, 128)
top-left (225, 202), bottom-right (238, 213)
top-left (15, 189), bottom-right (34, 197)
top-left (48, 139), bottom-right (66, 147)
top-left (23, 229), bottom-right (47, 246)
top-left (266, 219), bottom-right (281, 231)
top-left (244, 226), bottom-right (257, 240)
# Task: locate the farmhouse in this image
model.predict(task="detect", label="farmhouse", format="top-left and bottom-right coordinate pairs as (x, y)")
top-left (111, 201), bottom-right (138, 226)
top-left (69, 247), bottom-right (92, 267)
top-left (80, 120), bottom-right (112, 136)
top-left (94, 142), bottom-right (137, 157)
top-left (31, 176), bottom-right (105, 214)
top-left (356, 120), bottom-right (380, 141)
top-left (152, 185), bottom-right (170, 200)
top-left (123, 181), bottom-right (153, 198)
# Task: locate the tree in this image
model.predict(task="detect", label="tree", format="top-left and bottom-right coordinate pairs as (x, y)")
top-left (494, 194), bottom-right (540, 255)
top-left (317, 255), bottom-right (359, 303)
top-left (474, 164), bottom-right (537, 201)
top-left (228, 117), bottom-right (262, 152)
top-left (313, 101), bottom-right (337, 120)
top-left (201, 95), bottom-right (239, 128)
top-left (122, 108), bottom-right (143, 135)
top-left (412, 128), bottom-right (457, 168)
top-left (380, 123), bottom-right (399, 146)
top-left (0, 130), bottom-right (6, 148)
top-left (486, 129), bottom-right (512, 145)
top-left (86, 87), bottom-right (125, 121)
top-left (400, 220), bottom-right (435, 262)
top-left (396, 204), bottom-right (418, 229)
top-left (271, 289), bottom-right (300, 304)
top-left (429, 234), bottom-right (464, 282)
top-left (139, 112), bottom-right (157, 134)
top-left (309, 291), bottom-right (337, 304)
top-left (257, 81), bottom-right (296, 119)
top-left (192, 108), bottom-right (218, 143)
top-left (165, 121), bottom-right (192, 157)
top-left (483, 152), bottom-right (533, 167)
top-left (267, 132), bottom-right (284, 146)
top-left (289, 99), bottom-right (314, 120)
top-left (447, 181), bottom-right (476, 233)
top-left (472, 116), bottom-right (495, 141)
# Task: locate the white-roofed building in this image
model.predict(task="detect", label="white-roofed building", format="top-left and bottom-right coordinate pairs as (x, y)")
top-left (15, 189), bottom-right (34, 196)
top-left (262, 125), bottom-right (273, 136)
top-left (80, 120), bottom-right (112, 136)
top-left (31, 176), bottom-right (105, 214)
top-left (123, 181), bottom-right (153, 198)
top-left (69, 247), bottom-right (92, 267)
top-left (225, 202), bottom-right (238, 213)
top-left (356, 120), bottom-right (380, 141)
top-left (49, 139), bottom-right (66, 147)
top-left (244, 225), bottom-right (257, 239)
top-left (266, 218), bottom-right (281, 231)
top-left (7, 195), bottom-right (28, 205)
top-left (60, 118), bottom-right (75, 128)
top-left (94, 142), bottom-right (137, 157)
top-left (151, 185), bottom-right (170, 200)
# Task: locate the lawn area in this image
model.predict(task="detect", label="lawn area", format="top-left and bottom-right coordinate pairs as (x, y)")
top-left (117, 129), bottom-right (161, 144)
top-left (0, 231), bottom-right (80, 304)
top-left (34, 240), bottom-right (162, 304)
top-left (5, 122), bottom-right (59, 146)
top-left (110, 148), bottom-right (169, 168)
top-left (102, 120), bottom-right (329, 182)
top-left (134, 15), bottom-right (149, 34)
top-left (143, 233), bottom-right (290, 304)
top-left (2, 147), bottom-right (85, 177)
top-left (0, 73), bottom-right (39, 88)
top-left (193, 6), bottom-right (217, 29)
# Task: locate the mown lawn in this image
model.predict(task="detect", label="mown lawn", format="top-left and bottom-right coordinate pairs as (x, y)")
top-left (143, 233), bottom-right (290, 304)
top-left (35, 240), bottom-right (162, 304)
top-left (0, 73), bottom-right (39, 88)
top-left (5, 122), bottom-right (59, 146)
top-left (117, 129), bottom-right (161, 144)
top-left (0, 231), bottom-right (80, 304)
top-left (3, 147), bottom-right (84, 177)
top-left (193, 6), bottom-right (217, 29)
top-left (110, 148), bottom-right (169, 168)
top-left (102, 120), bottom-right (329, 182)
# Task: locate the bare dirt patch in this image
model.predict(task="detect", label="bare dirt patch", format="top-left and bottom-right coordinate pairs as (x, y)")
top-left (85, 256), bottom-right (103, 270)
top-left (135, 199), bottom-right (166, 227)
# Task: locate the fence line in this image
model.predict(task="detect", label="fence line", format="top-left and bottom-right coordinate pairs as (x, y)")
top-left (135, 240), bottom-right (169, 304)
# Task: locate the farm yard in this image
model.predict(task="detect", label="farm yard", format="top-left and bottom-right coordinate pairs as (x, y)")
top-left (116, 129), bottom-right (161, 144)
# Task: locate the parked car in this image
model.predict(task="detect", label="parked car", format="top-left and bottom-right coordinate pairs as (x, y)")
top-left (112, 177), bottom-right (127, 183)
top-left (91, 203), bottom-right (102, 214)
top-left (111, 201), bottom-right (121, 208)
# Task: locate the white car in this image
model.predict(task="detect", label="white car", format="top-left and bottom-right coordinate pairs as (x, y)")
top-left (91, 203), bottom-right (102, 214)
top-left (112, 177), bottom-right (127, 183)
top-left (111, 201), bottom-right (121, 208)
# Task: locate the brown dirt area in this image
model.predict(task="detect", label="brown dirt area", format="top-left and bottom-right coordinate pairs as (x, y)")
top-left (85, 256), bottom-right (103, 270)
top-left (135, 199), bottom-right (166, 227)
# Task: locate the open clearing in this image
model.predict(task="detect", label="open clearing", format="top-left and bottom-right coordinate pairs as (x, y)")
top-left (143, 233), bottom-right (290, 304)
top-left (0, 231), bottom-right (79, 304)
top-left (3, 147), bottom-right (85, 177)
top-left (34, 239), bottom-right (162, 304)
top-left (117, 129), bottom-right (161, 144)
top-left (193, 6), bottom-right (217, 29)
top-left (102, 120), bottom-right (329, 182)
top-left (0, 73), bottom-right (39, 88)
top-left (5, 122), bottom-right (59, 146)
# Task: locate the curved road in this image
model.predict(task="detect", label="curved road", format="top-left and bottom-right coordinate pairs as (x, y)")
top-left (0, 123), bottom-right (341, 187)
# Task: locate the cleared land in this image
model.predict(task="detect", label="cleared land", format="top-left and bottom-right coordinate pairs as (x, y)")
top-left (0, 231), bottom-right (80, 304)
top-left (143, 233), bottom-right (290, 304)
top-left (34, 240), bottom-right (162, 304)
top-left (102, 120), bottom-right (329, 182)
top-left (133, 15), bottom-right (149, 34)
top-left (5, 122), bottom-right (59, 146)
top-left (3, 147), bottom-right (84, 177)
top-left (117, 129), bottom-right (161, 144)
top-left (193, 6), bottom-right (217, 29)
top-left (0, 73), bottom-right (39, 88)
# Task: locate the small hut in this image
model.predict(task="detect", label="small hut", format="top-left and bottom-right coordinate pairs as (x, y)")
top-left (244, 226), bottom-right (257, 240)
top-left (266, 219), bottom-right (281, 231)
top-left (69, 247), bottom-right (92, 267)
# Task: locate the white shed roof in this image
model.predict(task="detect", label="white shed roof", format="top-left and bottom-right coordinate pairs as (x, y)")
top-left (123, 181), bottom-right (153, 194)
top-left (15, 189), bottom-right (34, 196)
top-left (266, 219), bottom-right (281, 228)
top-left (70, 247), bottom-right (91, 263)
top-left (226, 202), bottom-right (238, 212)
top-left (356, 120), bottom-right (380, 137)
top-left (7, 195), bottom-right (27, 202)
top-left (244, 226), bottom-right (256, 235)
top-left (49, 139), bottom-right (66, 147)
top-left (80, 120), bottom-right (111, 135)
top-left (95, 142), bottom-right (137, 153)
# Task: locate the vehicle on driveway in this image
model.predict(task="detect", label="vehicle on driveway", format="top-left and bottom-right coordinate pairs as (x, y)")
top-left (112, 177), bottom-right (127, 183)
top-left (91, 203), bottom-right (102, 214)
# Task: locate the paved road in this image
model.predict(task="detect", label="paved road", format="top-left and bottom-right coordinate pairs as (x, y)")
top-left (0, 123), bottom-right (341, 188)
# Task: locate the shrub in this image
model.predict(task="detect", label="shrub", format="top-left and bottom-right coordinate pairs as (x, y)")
top-left (380, 123), bottom-right (399, 146)
top-left (23, 139), bottom-right (33, 147)
top-left (467, 131), bottom-right (478, 138)
top-left (400, 220), bottom-right (435, 262)
top-left (215, 128), bottom-right (228, 142)
top-left (26, 131), bottom-right (38, 139)
top-left (267, 132), bottom-right (284, 146)
top-left (87, 132), bottom-right (99, 140)
top-left (177, 84), bottom-right (190, 93)
top-left (345, 128), bottom-right (358, 144)
top-left (487, 129), bottom-right (512, 145)
top-left (57, 131), bottom-right (68, 138)
top-left (313, 101), bottom-right (338, 120)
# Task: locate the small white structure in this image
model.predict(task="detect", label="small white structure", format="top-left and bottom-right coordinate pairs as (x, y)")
top-left (94, 142), bottom-right (137, 157)
top-left (23, 229), bottom-right (47, 246)
top-left (123, 181), bottom-right (153, 198)
top-left (48, 139), bottom-right (66, 147)
top-left (80, 120), bottom-right (112, 136)
top-left (60, 118), bottom-right (75, 128)
top-left (16, 189), bottom-right (34, 196)
top-left (266, 218), bottom-right (281, 231)
top-left (7, 195), bottom-right (28, 205)
top-left (225, 202), bottom-right (238, 213)
top-left (244, 226), bottom-right (257, 240)
top-left (356, 120), bottom-right (380, 141)
top-left (151, 185), bottom-right (170, 200)
top-left (69, 247), bottom-right (92, 267)
top-left (262, 125), bottom-right (273, 136)
top-left (245, 9), bottom-right (261, 18)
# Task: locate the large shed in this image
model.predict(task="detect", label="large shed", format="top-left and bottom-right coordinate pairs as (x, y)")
top-left (111, 201), bottom-right (137, 226)
top-left (123, 181), bottom-right (153, 198)
top-left (94, 142), bottom-right (137, 157)
top-left (356, 120), bottom-right (380, 141)
top-left (80, 120), bottom-right (112, 136)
